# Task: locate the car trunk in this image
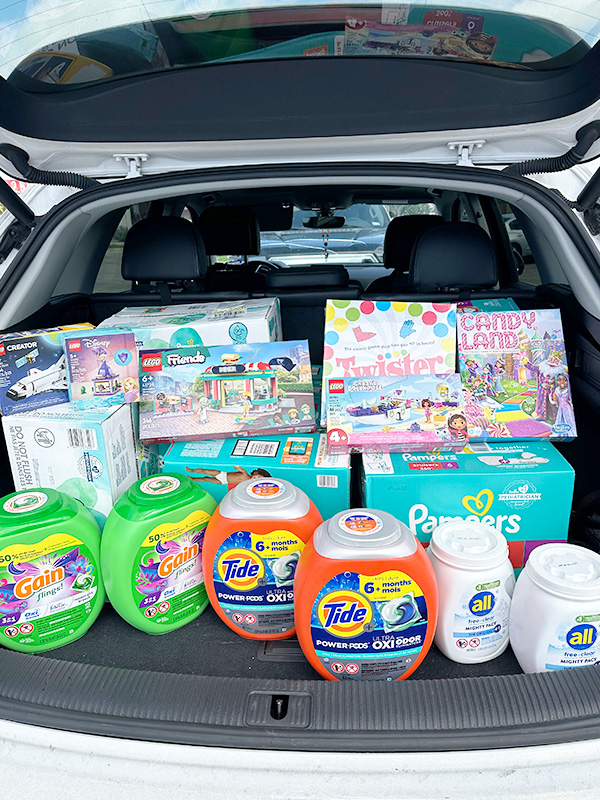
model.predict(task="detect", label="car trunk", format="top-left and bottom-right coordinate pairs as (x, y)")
top-left (0, 253), bottom-right (599, 751)
top-left (2, 0), bottom-right (600, 748)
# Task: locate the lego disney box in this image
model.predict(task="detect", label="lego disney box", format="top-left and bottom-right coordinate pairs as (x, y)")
top-left (64, 329), bottom-right (139, 409)
top-left (160, 433), bottom-right (350, 520)
top-left (361, 441), bottom-right (574, 571)
top-left (138, 340), bottom-right (316, 444)
top-left (0, 324), bottom-right (92, 416)
top-left (99, 298), bottom-right (282, 349)
top-left (2, 403), bottom-right (138, 529)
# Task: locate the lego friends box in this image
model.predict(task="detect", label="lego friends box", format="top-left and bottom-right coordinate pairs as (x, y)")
top-left (138, 340), bottom-right (316, 444)
top-left (323, 300), bottom-right (459, 450)
top-left (457, 308), bottom-right (576, 440)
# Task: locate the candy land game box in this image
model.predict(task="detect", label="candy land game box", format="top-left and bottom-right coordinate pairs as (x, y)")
top-left (457, 308), bottom-right (576, 440)
top-left (138, 340), bottom-right (316, 443)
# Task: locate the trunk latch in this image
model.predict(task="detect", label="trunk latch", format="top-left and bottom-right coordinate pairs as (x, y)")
top-left (447, 140), bottom-right (486, 167)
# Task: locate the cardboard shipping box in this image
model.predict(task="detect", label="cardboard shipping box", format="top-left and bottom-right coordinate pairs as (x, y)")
top-left (361, 441), bottom-right (574, 570)
top-left (3, 403), bottom-right (138, 529)
top-left (161, 432), bottom-right (350, 520)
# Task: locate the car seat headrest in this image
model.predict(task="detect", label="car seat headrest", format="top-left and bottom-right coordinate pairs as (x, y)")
top-left (384, 214), bottom-right (446, 269)
top-left (409, 223), bottom-right (498, 291)
top-left (197, 206), bottom-right (260, 256)
top-left (121, 217), bottom-right (208, 282)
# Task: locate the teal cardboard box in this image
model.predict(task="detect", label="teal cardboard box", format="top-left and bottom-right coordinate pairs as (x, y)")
top-left (161, 433), bottom-right (350, 520)
top-left (361, 442), bottom-right (574, 571)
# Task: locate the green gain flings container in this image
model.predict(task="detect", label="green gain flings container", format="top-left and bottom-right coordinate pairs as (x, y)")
top-left (0, 488), bottom-right (105, 653)
top-left (101, 475), bottom-right (217, 634)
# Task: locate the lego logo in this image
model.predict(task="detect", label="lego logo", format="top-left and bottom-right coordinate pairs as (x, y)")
top-left (141, 354), bottom-right (162, 371)
top-left (328, 380), bottom-right (345, 394)
top-left (68, 340), bottom-right (81, 351)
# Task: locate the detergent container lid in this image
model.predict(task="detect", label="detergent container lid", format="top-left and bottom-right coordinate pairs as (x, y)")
top-left (429, 521), bottom-right (509, 571)
top-left (0, 488), bottom-right (64, 528)
top-left (126, 474), bottom-right (200, 508)
top-left (220, 478), bottom-right (309, 520)
top-left (314, 509), bottom-right (417, 560)
top-left (524, 543), bottom-right (600, 601)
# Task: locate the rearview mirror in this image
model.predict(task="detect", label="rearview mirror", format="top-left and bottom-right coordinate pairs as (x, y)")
top-left (303, 215), bottom-right (346, 229)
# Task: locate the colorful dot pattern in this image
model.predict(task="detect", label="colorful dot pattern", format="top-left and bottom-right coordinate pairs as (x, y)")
top-left (325, 300), bottom-right (457, 377)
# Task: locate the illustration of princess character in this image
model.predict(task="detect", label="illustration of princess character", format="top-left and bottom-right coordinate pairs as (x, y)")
top-left (93, 345), bottom-right (116, 378)
top-left (300, 403), bottom-right (312, 420)
top-left (553, 373), bottom-right (576, 433)
top-left (123, 377), bottom-right (139, 403)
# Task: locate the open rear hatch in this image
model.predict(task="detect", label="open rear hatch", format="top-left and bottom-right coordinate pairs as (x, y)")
top-left (1, 2), bottom-right (600, 753)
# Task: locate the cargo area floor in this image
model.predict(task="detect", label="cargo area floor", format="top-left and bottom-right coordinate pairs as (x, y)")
top-left (35, 604), bottom-right (522, 681)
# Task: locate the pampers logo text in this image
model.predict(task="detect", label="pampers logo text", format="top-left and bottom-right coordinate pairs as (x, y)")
top-left (408, 487), bottom-right (522, 537)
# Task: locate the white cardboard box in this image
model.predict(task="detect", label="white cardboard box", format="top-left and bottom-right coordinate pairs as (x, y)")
top-left (99, 298), bottom-right (282, 349)
top-left (2, 403), bottom-right (138, 528)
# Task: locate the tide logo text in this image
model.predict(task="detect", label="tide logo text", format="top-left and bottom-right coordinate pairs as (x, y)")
top-left (217, 548), bottom-right (265, 591)
top-left (317, 589), bottom-right (373, 638)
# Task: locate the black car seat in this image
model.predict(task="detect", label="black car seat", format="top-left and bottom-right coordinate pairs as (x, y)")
top-left (121, 216), bottom-right (208, 302)
top-left (366, 214), bottom-right (447, 293)
top-left (90, 216), bottom-right (248, 322)
top-left (197, 206), bottom-right (261, 292)
top-left (407, 222), bottom-right (498, 297)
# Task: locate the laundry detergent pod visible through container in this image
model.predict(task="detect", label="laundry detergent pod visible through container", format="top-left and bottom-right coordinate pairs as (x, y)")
top-left (0, 488), bottom-right (105, 653)
top-left (101, 475), bottom-right (216, 634)
top-left (510, 542), bottom-right (600, 674)
top-left (294, 509), bottom-right (438, 680)
top-left (203, 478), bottom-right (322, 640)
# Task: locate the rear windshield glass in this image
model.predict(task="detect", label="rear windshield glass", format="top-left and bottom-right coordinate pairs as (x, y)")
top-left (3, 2), bottom-right (599, 88)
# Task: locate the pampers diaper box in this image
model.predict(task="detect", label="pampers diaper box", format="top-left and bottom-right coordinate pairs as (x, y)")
top-left (361, 442), bottom-right (574, 571)
top-left (99, 298), bottom-right (282, 349)
top-left (2, 403), bottom-right (138, 529)
top-left (160, 433), bottom-right (350, 520)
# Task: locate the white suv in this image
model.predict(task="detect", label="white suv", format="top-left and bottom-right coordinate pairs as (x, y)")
top-left (2, 2), bottom-right (600, 798)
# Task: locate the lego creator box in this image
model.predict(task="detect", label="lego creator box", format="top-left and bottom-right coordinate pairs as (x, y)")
top-left (64, 329), bottom-right (139, 408)
top-left (0, 324), bottom-right (92, 416)
top-left (2, 403), bottom-right (138, 529)
top-left (161, 433), bottom-right (350, 520)
top-left (361, 441), bottom-right (574, 571)
top-left (100, 298), bottom-right (282, 349)
top-left (458, 308), bottom-right (576, 440)
top-left (326, 373), bottom-right (467, 452)
top-left (138, 339), bottom-right (316, 444)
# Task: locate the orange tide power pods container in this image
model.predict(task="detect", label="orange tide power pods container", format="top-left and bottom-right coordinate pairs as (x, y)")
top-left (294, 509), bottom-right (438, 680)
top-left (203, 478), bottom-right (322, 639)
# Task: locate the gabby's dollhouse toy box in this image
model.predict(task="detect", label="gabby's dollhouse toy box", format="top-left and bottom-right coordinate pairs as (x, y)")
top-left (326, 373), bottom-right (468, 451)
top-left (323, 300), bottom-right (459, 450)
top-left (361, 441), bottom-right (574, 571)
top-left (138, 339), bottom-right (316, 443)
